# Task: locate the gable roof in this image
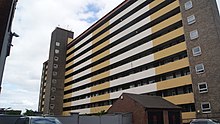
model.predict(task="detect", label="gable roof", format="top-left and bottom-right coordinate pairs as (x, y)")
top-left (123, 93), bottom-right (181, 110)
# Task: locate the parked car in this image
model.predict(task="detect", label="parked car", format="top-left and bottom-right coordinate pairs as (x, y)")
top-left (15, 116), bottom-right (62, 124)
top-left (190, 119), bottom-right (220, 124)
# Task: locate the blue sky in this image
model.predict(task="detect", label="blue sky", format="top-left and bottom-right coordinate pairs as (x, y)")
top-left (0, 0), bottom-right (123, 112)
top-left (0, 0), bottom-right (220, 112)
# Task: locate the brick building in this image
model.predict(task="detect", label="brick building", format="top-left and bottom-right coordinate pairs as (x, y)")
top-left (39, 0), bottom-right (220, 123)
top-left (108, 93), bottom-right (182, 124)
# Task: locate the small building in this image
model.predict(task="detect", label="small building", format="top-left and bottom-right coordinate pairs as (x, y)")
top-left (108, 93), bottom-right (182, 124)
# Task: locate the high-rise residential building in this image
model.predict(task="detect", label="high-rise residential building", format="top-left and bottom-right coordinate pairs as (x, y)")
top-left (0, 0), bottom-right (18, 93)
top-left (38, 27), bottom-right (73, 115)
top-left (38, 60), bottom-right (48, 113)
top-left (39, 0), bottom-right (220, 123)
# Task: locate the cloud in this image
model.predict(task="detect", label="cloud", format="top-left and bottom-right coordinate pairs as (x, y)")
top-left (0, 0), bottom-right (123, 112)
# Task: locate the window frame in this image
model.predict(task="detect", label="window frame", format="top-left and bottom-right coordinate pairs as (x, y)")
top-left (184, 1), bottom-right (193, 10)
top-left (195, 64), bottom-right (205, 74)
top-left (198, 82), bottom-right (208, 93)
top-left (201, 102), bottom-right (211, 113)
top-left (192, 46), bottom-right (202, 56)
top-left (190, 30), bottom-right (199, 40)
top-left (55, 41), bottom-right (60, 46)
top-left (187, 15), bottom-right (196, 25)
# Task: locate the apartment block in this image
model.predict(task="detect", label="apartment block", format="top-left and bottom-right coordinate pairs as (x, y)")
top-left (38, 28), bottom-right (73, 115)
top-left (0, 0), bottom-right (18, 92)
top-left (38, 60), bottom-right (48, 113)
top-left (38, 0), bottom-right (220, 123)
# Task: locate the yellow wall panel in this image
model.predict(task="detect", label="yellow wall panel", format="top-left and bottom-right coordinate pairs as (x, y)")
top-left (153, 27), bottom-right (184, 46)
top-left (164, 93), bottom-right (195, 105)
top-left (64, 93), bottom-right (73, 99)
top-left (92, 50), bottom-right (110, 62)
top-left (151, 1), bottom-right (180, 20)
top-left (154, 42), bottom-right (186, 60)
top-left (93, 22), bottom-right (109, 36)
top-left (152, 13), bottom-right (182, 33)
top-left (91, 71), bottom-right (110, 82)
top-left (90, 105), bottom-right (111, 114)
top-left (66, 53), bottom-right (74, 61)
top-left (182, 112), bottom-right (196, 123)
top-left (65, 61), bottom-right (74, 68)
top-left (155, 58), bottom-right (189, 75)
top-left (65, 77), bottom-right (73, 84)
top-left (63, 101), bottom-right (72, 108)
top-left (67, 38), bottom-right (73, 45)
top-left (91, 94), bottom-right (110, 103)
top-left (157, 75), bottom-right (192, 91)
top-left (92, 60), bottom-right (110, 72)
top-left (67, 46), bottom-right (74, 54)
top-left (91, 82), bottom-right (110, 92)
top-left (62, 111), bottom-right (71, 116)
top-left (149, 0), bottom-right (164, 9)
top-left (92, 31), bottom-right (110, 45)
top-left (64, 85), bottom-right (73, 92)
top-left (93, 40), bottom-right (110, 53)
top-left (65, 69), bottom-right (73, 76)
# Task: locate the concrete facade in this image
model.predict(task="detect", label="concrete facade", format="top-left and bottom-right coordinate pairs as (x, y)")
top-left (39, 28), bottom-right (73, 115)
top-left (179, 0), bottom-right (220, 120)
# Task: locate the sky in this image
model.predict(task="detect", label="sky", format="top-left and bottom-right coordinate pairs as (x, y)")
top-left (0, 0), bottom-right (123, 112)
top-left (0, 0), bottom-right (220, 113)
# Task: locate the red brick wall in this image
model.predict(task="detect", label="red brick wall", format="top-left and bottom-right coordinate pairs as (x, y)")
top-left (108, 94), bottom-right (147, 124)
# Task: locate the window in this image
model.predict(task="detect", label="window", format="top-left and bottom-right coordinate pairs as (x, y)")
top-left (50, 104), bottom-right (55, 109)
top-left (185, 1), bottom-right (193, 10)
top-left (53, 64), bottom-right (58, 69)
top-left (192, 46), bottom-right (202, 56)
top-left (54, 56), bottom-right (59, 61)
top-left (55, 49), bottom-right (59, 54)
top-left (52, 79), bottom-right (57, 84)
top-left (201, 102), bottom-right (211, 113)
top-left (51, 96), bottom-right (55, 100)
top-left (195, 64), bottom-right (205, 74)
top-left (51, 87), bottom-right (56, 92)
top-left (187, 15), bottom-right (196, 25)
top-left (55, 42), bottom-right (60, 46)
top-left (198, 82), bottom-right (208, 93)
top-left (53, 71), bottom-right (58, 76)
top-left (190, 30), bottom-right (199, 40)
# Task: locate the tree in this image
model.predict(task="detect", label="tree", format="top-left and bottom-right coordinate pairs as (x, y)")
top-left (23, 109), bottom-right (36, 116)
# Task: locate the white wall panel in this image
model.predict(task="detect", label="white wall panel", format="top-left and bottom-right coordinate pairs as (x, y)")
top-left (74, 59), bottom-right (91, 72)
top-left (110, 68), bottom-right (155, 87)
top-left (75, 33), bottom-right (93, 48)
top-left (110, 28), bottom-right (152, 54)
top-left (132, 54), bottom-right (154, 68)
top-left (71, 98), bottom-right (91, 106)
top-left (71, 108), bottom-right (90, 114)
top-left (74, 68), bottom-right (91, 80)
top-left (72, 78), bottom-right (91, 89)
top-left (110, 41), bottom-right (153, 64)
top-left (110, 17), bottom-right (151, 44)
top-left (110, 83), bottom-right (157, 99)
top-left (110, 0), bottom-right (146, 24)
top-left (110, 62), bottom-right (132, 76)
top-left (110, 5), bottom-right (150, 33)
top-left (72, 88), bottom-right (91, 97)
top-left (74, 50), bottom-right (92, 64)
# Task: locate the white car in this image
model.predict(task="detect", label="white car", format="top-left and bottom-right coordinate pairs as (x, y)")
top-left (15, 116), bottom-right (62, 124)
top-left (190, 119), bottom-right (220, 124)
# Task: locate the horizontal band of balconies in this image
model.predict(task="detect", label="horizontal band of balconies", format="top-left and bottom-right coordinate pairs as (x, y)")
top-left (64, 37), bottom-right (186, 92)
top-left (66, 0), bottom-right (155, 56)
top-left (65, 14), bottom-right (182, 83)
top-left (164, 93), bottom-right (195, 105)
top-left (63, 83), bottom-right (157, 109)
top-left (65, 0), bottom-right (179, 71)
top-left (63, 59), bottom-right (190, 104)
